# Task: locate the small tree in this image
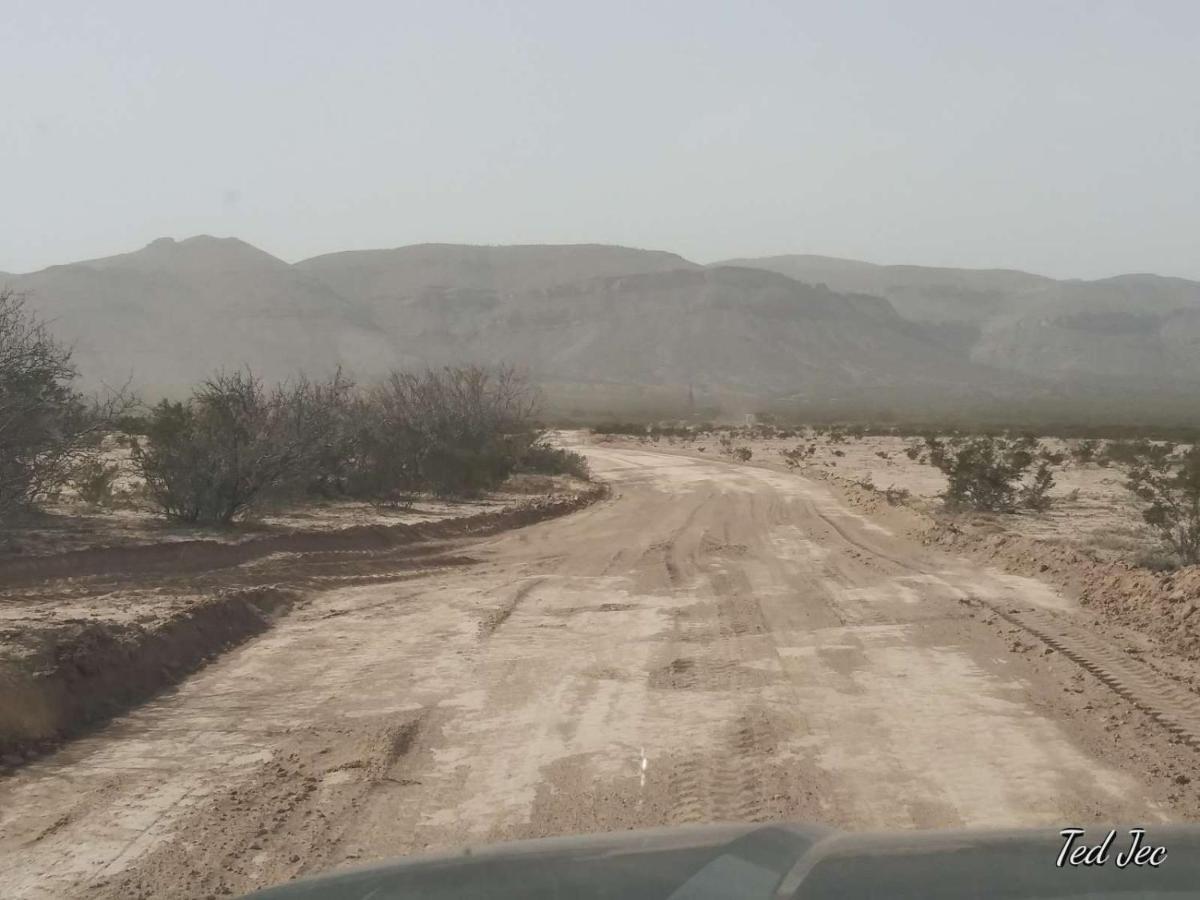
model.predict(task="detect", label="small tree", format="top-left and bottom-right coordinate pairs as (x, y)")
top-left (0, 289), bottom-right (122, 517)
top-left (348, 365), bottom-right (540, 500)
top-left (1125, 445), bottom-right (1200, 565)
top-left (132, 370), bottom-right (349, 524)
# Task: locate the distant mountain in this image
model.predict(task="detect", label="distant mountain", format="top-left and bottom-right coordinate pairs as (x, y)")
top-left (973, 274), bottom-right (1200, 385)
top-left (4, 236), bottom-right (399, 395)
top-left (3, 237), bottom-right (1198, 418)
top-left (720, 254), bottom-right (1200, 386)
top-left (346, 264), bottom-right (985, 392)
top-left (298, 242), bottom-right (697, 295)
top-left (295, 245), bottom-right (995, 402)
top-left (714, 255), bottom-right (1051, 327)
top-left (295, 243), bottom-right (700, 339)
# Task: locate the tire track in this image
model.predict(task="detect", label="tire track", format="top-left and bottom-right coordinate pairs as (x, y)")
top-left (980, 601), bottom-right (1200, 751)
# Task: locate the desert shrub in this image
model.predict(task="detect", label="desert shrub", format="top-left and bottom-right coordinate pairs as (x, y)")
top-left (1100, 439), bottom-right (1169, 467)
top-left (904, 441), bottom-right (923, 461)
top-left (884, 485), bottom-right (911, 506)
top-left (733, 447), bottom-right (752, 462)
top-left (1018, 461), bottom-right (1056, 511)
top-left (348, 366), bottom-right (538, 500)
top-left (780, 444), bottom-right (815, 470)
top-left (1038, 448), bottom-right (1067, 466)
top-left (133, 371), bottom-right (349, 524)
top-left (1125, 445), bottom-right (1200, 565)
top-left (1133, 549), bottom-right (1181, 572)
top-left (115, 413), bottom-right (151, 436)
top-left (1071, 439), bottom-right (1100, 464)
top-left (518, 442), bottom-right (590, 480)
top-left (923, 435), bottom-right (1054, 513)
top-left (875, 450), bottom-right (890, 460)
top-left (71, 459), bottom-right (121, 505)
top-left (0, 289), bottom-right (126, 517)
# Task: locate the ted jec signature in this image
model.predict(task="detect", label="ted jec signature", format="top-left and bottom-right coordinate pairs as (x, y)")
top-left (1057, 828), bottom-right (1167, 868)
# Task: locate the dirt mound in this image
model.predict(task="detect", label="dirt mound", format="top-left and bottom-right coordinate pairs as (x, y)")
top-left (0, 486), bottom-right (607, 588)
top-left (921, 525), bottom-right (1200, 660)
top-left (0, 586), bottom-right (296, 766)
top-left (0, 485), bottom-right (607, 770)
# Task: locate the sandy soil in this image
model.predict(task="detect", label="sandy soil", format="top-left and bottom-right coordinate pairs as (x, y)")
top-left (617, 432), bottom-right (1200, 665)
top-left (0, 444), bottom-right (1198, 898)
top-left (641, 432), bottom-right (1165, 561)
top-left (0, 477), bottom-right (598, 766)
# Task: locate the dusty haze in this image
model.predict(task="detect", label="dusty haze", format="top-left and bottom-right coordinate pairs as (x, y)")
top-left (4, 2), bottom-right (1200, 279)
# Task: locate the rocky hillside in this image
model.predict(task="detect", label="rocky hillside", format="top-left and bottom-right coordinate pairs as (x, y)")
top-left (4, 238), bottom-right (1197, 415)
top-left (4, 237), bottom-right (398, 395)
top-left (721, 255), bottom-right (1200, 386)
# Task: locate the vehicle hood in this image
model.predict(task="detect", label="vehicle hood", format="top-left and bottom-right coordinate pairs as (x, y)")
top-left (244, 822), bottom-right (1200, 899)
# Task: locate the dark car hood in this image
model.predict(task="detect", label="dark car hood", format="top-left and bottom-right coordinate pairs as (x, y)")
top-left (244, 822), bottom-right (1200, 899)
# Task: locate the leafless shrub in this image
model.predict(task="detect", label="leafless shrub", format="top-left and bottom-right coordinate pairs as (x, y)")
top-left (348, 365), bottom-right (540, 500)
top-left (0, 289), bottom-right (131, 517)
top-left (132, 370), bottom-right (352, 524)
top-left (780, 444), bottom-right (816, 469)
top-left (71, 459), bottom-right (121, 505)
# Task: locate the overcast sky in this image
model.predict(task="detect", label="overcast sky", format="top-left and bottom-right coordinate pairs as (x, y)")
top-left (3, 1), bottom-right (1198, 278)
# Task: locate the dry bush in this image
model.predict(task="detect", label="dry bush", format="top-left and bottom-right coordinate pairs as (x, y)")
top-left (780, 444), bottom-right (816, 470)
top-left (0, 289), bottom-right (129, 517)
top-left (71, 459), bottom-right (121, 506)
top-left (348, 365), bottom-right (540, 500)
top-left (132, 370), bottom-right (352, 524)
top-left (1071, 439), bottom-right (1100, 464)
top-left (517, 442), bottom-right (590, 480)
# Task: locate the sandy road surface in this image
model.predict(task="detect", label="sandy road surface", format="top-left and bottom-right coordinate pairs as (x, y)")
top-left (0, 445), bottom-right (1186, 898)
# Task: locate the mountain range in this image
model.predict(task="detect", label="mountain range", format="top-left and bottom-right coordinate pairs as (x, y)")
top-left (4, 237), bottom-right (1199, 420)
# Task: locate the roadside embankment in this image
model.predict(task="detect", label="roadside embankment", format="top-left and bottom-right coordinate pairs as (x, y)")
top-left (0, 483), bottom-right (607, 770)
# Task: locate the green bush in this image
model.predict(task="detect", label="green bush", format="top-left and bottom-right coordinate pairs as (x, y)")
top-left (1071, 439), bottom-right (1100, 464)
top-left (518, 442), bottom-right (590, 479)
top-left (923, 435), bottom-right (1055, 513)
top-left (1125, 445), bottom-right (1200, 565)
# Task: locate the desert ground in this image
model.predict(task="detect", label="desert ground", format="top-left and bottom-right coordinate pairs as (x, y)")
top-left (1, 437), bottom-right (1199, 898)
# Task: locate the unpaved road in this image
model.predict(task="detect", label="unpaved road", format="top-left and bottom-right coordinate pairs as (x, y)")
top-left (0, 445), bottom-right (1195, 898)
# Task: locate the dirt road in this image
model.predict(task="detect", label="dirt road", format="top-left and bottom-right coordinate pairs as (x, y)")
top-left (1, 444), bottom-right (1195, 898)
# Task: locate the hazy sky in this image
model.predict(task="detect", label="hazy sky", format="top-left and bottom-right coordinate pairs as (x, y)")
top-left (4, 1), bottom-right (1198, 278)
